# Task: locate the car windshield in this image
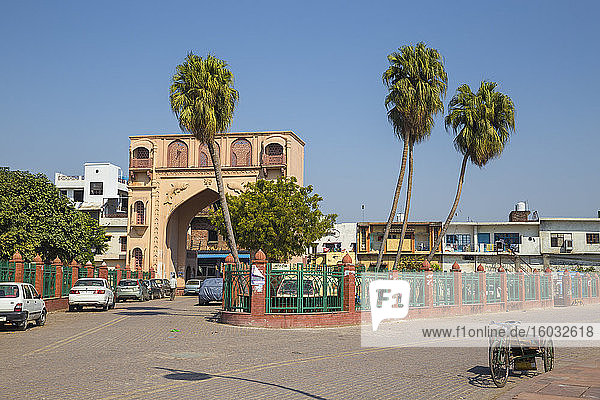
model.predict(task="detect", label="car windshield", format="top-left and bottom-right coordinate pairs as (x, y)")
top-left (74, 279), bottom-right (104, 287)
top-left (0, 284), bottom-right (19, 298)
top-left (119, 280), bottom-right (138, 286)
top-left (187, 280), bottom-right (200, 285)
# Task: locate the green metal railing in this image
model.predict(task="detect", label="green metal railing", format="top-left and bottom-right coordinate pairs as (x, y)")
top-left (507, 274), bottom-right (520, 301)
top-left (265, 264), bottom-right (344, 313)
top-left (398, 271), bottom-right (426, 307)
top-left (108, 269), bottom-right (118, 290)
top-left (540, 274), bottom-right (552, 300)
top-left (131, 270), bottom-right (138, 279)
top-left (486, 273), bottom-right (501, 303)
top-left (591, 276), bottom-right (598, 298)
top-left (582, 275), bottom-right (590, 298)
top-left (524, 274), bottom-right (536, 301)
top-left (0, 260), bottom-right (15, 282)
top-left (433, 273), bottom-right (454, 306)
top-left (62, 266), bottom-right (72, 296)
top-left (23, 262), bottom-right (36, 285)
top-left (571, 274), bottom-right (581, 299)
top-left (143, 271), bottom-right (150, 280)
top-left (462, 273), bottom-right (480, 304)
top-left (78, 267), bottom-right (88, 279)
top-left (42, 264), bottom-right (56, 298)
top-left (223, 263), bottom-right (251, 312)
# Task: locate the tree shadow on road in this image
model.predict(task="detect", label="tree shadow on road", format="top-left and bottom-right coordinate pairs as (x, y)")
top-left (154, 366), bottom-right (327, 399)
top-left (461, 365), bottom-right (538, 388)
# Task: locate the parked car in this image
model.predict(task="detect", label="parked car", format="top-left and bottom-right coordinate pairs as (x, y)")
top-left (144, 279), bottom-right (162, 300)
top-left (150, 278), bottom-right (168, 298)
top-left (69, 278), bottom-right (115, 311)
top-left (197, 278), bottom-right (223, 305)
top-left (184, 279), bottom-right (202, 295)
top-left (116, 279), bottom-right (149, 302)
top-left (0, 282), bottom-right (46, 330)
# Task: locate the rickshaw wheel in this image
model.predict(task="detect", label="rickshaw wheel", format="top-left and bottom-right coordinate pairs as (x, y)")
top-left (543, 339), bottom-right (554, 372)
top-left (489, 340), bottom-right (510, 387)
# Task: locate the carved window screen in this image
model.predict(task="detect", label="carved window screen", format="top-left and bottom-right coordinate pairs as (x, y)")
top-left (167, 140), bottom-right (188, 168)
top-left (231, 139), bottom-right (251, 167)
top-left (133, 248), bottom-right (143, 269)
top-left (134, 201), bottom-right (145, 225)
top-left (133, 147), bottom-right (149, 159)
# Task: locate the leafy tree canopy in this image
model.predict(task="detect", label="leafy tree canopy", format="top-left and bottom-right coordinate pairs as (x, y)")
top-left (209, 177), bottom-right (336, 262)
top-left (0, 169), bottom-right (108, 262)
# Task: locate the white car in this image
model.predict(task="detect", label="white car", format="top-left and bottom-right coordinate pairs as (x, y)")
top-left (0, 282), bottom-right (46, 330)
top-left (68, 278), bottom-right (115, 311)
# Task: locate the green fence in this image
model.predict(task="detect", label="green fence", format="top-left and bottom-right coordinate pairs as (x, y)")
top-left (507, 274), bottom-right (520, 301)
top-left (486, 273), bottom-right (501, 303)
top-left (78, 267), bottom-right (88, 279)
top-left (108, 269), bottom-right (118, 290)
top-left (62, 266), bottom-right (72, 296)
top-left (223, 263), bottom-right (251, 312)
top-left (540, 274), bottom-right (552, 300)
top-left (524, 274), bottom-right (536, 301)
top-left (23, 262), bottom-right (36, 285)
top-left (265, 264), bottom-right (344, 313)
top-left (0, 260), bottom-right (15, 282)
top-left (571, 274), bottom-right (581, 299)
top-left (591, 276), bottom-right (598, 298)
top-left (462, 273), bottom-right (480, 304)
top-left (42, 264), bottom-right (56, 298)
top-left (143, 271), bottom-right (150, 280)
top-left (398, 271), bottom-right (426, 307)
top-left (433, 273), bottom-right (454, 306)
top-left (582, 275), bottom-right (590, 298)
top-left (131, 270), bottom-right (138, 279)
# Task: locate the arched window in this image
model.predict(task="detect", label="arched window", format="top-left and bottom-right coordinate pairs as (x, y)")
top-left (133, 248), bottom-right (143, 269)
top-left (167, 140), bottom-right (188, 168)
top-left (133, 147), bottom-right (149, 159)
top-left (265, 143), bottom-right (283, 156)
top-left (134, 201), bottom-right (145, 225)
top-left (231, 139), bottom-right (252, 167)
top-left (198, 143), bottom-right (219, 167)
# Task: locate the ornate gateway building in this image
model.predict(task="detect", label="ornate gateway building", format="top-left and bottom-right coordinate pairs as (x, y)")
top-left (127, 131), bottom-right (305, 278)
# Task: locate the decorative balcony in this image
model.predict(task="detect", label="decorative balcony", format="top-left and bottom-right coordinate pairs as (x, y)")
top-left (261, 153), bottom-right (286, 166)
top-left (130, 158), bottom-right (152, 169)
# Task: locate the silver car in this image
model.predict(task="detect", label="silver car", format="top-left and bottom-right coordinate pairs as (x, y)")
top-left (116, 279), bottom-right (149, 302)
top-left (183, 279), bottom-right (201, 295)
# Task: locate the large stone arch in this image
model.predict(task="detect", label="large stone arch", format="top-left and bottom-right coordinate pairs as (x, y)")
top-left (164, 188), bottom-right (220, 278)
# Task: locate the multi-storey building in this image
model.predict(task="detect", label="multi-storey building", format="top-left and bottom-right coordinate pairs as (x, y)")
top-left (127, 131), bottom-right (304, 279)
top-left (55, 162), bottom-right (128, 267)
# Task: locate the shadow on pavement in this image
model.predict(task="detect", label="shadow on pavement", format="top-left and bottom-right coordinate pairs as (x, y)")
top-left (154, 367), bottom-right (327, 399)
top-left (462, 365), bottom-right (538, 388)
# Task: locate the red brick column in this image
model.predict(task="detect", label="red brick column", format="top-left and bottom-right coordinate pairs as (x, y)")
top-left (518, 272), bottom-right (525, 302)
top-left (33, 255), bottom-right (44, 296)
top-left (70, 260), bottom-right (79, 287)
top-left (342, 254), bottom-right (355, 312)
top-left (53, 257), bottom-right (63, 298)
top-left (562, 271), bottom-right (572, 306)
top-left (499, 268), bottom-right (507, 305)
top-left (479, 270), bottom-right (487, 305)
top-left (453, 270), bottom-right (462, 307)
top-left (250, 250), bottom-right (267, 317)
top-left (534, 269), bottom-right (541, 301)
top-left (116, 265), bottom-right (122, 283)
top-left (126, 268), bottom-right (131, 279)
top-left (85, 261), bottom-right (93, 278)
top-left (99, 262), bottom-right (108, 280)
top-left (151, 268), bottom-right (155, 279)
top-left (11, 251), bottom-right (24, 283)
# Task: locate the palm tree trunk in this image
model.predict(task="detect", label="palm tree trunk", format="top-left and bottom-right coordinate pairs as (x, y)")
top-left (427, 154), bottom-right (469, 262)
top-left (207, 140), bottom-right (241, 267)
top-left (375, 136), bottom-right (410, 270)
top-left (393, 143), bottom-right (413, 269)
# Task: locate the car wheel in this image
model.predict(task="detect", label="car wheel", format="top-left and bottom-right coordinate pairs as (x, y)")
top-left (68, 305), bottom-right (75, 312)
top-left (16, 314), bottom-right (28, 331)
top-left (102, 301), bottom-right (109, 311)
top-left (36, 309), bottom-right (47, 326)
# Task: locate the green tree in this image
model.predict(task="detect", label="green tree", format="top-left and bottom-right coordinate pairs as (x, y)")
top-left (209, 177), bottom-right (336, 262)
top-left (427, 81), bottom-right (515, 261)
top-left (170, 52), bottom-right (242, 266)
top-left (0, 169), bottom-right (107, 262)
top-left (378, 42), bottom-right (448, 270)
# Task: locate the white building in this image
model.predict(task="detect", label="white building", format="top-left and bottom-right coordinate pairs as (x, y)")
top-left (55, 162), bottom-right (128, 268)
top-left (308, 223), bottom-right (357, 266)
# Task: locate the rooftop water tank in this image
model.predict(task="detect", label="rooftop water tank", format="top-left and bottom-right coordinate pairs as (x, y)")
top-left (516, 201), bottom-right (527, 212)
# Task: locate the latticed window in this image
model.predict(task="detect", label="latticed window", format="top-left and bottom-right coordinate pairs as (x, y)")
top-left (134, 201), bottom-right (145, 225)
top-left (266, 143), bottom-right (283, 155)
top-left (198, 143), bottom-right (218, 167)
top-left (133, 147), bottom-right (149, 159)
top-left (133, 248), bottom-right (143, 269)
top-left (231, 139), bottom-right (251, 166)
top-left (167, 140), bottom-right (188, 168)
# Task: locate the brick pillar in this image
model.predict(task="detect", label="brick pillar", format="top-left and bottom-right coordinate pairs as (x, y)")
top-left (85, 261), bottom-right (93, 278)
top-left (562, 271), bottom-right (572, 306)
top-left (99, 262), bottom-right (108, 280)
top-left (479, 271), bottom-right (487, 305)
top-left (342, 254), bottom-right (355, 312)
top-left (33, 255), bottom-right (44, 296)
top-left (424, 270), bottom-right (434, 308)
top-left (151, 268), bottom-right (155, 279)
top-left (71, 260), bottom-right (79, 287)
top-left (453, 270), bottom-right (462, 307)
top-left (518, 272), bottom-right (525, 302)
top-left (53, 257), bottom-right (63, 298)
top-left (116, 265), bottom-right (122, 284)
top-left (250, 250), bottom-right (267, 317)
top-left (534, 269), bottom-right (541, 301)
top-left (499, 269), bottom-right (507, 305)
top-left (126, 268), bottom-right (131, 279)
top-left (11, 251), bottom-right (24, 283)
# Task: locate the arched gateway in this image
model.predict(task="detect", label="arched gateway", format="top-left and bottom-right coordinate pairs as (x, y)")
top-left (127, 131), bottom-right (305, 279)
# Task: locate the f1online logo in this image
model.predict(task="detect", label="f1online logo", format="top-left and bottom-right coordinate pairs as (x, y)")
top-left (369, 280), bottom-right (410, 331)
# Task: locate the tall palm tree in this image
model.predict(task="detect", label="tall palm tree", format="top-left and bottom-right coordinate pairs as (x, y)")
top-left (427, 81), bottom-right (515, 262)
top-left (170, 52), bottom-right (241, 267)
top-left (376, 42), bottom-right (447, 270)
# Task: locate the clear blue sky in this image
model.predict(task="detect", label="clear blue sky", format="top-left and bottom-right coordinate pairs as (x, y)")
top-left (1, 1), bottom-right (598, 223)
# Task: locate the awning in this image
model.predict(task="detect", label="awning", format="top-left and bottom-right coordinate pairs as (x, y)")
top-left (197, 253), bottom-right (250, 260)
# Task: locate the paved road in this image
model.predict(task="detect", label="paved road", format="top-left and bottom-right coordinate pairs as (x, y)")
top-left (1, 297), bottom-right (599, 399)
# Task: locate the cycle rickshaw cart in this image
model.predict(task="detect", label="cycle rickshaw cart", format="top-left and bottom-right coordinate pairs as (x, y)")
top-left (488, 321), bottom-right (555, 387)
